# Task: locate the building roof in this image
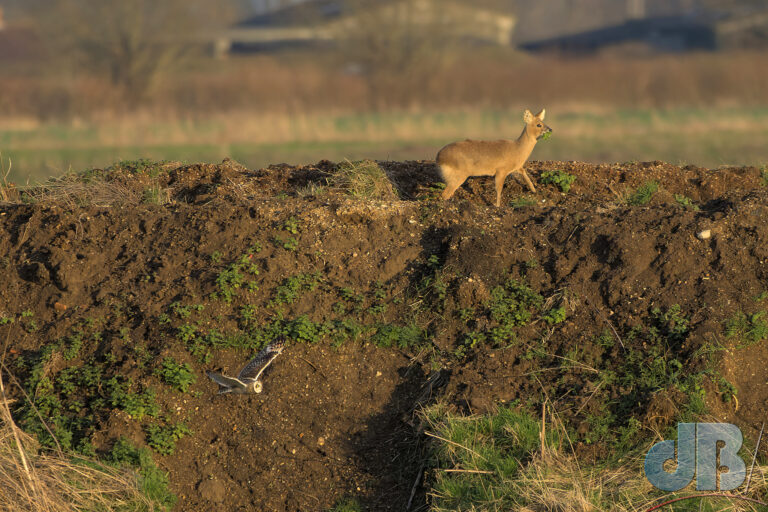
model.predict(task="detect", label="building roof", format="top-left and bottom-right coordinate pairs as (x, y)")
top-left (237, 0), bottom-right (345, 28)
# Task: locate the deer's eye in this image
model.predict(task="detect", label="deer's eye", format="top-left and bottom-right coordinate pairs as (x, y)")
top-left (537, 124), bottom-right (542, 128)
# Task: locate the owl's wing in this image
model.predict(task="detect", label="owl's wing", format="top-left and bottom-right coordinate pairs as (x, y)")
top-left (206, 370), bottom-right (246, 389)
top-left (237, 340), bottom-right (285, 382)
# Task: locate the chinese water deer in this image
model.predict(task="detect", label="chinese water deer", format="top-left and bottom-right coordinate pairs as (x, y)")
top-left (436, 109), bottom-right (551, 207)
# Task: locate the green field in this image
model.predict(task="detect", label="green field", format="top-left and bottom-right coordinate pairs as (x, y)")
top-left (3, 107), bottom-right (768, 183)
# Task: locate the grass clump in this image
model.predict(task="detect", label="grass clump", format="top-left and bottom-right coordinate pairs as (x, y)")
top-left (423, 402), bottom-right (764, 512)
top-left (142, 185), bottom-right (171, 205)
top-left (329, 498), bottom-right (363, 512)
top-left (725, 310), bottom-right (768, 348)
top-left (329, 159), bottom-right (397, 200)
top-left (627, 181), bottom-right (659, 205)
top-left (109, 437), bottom-right (177, 510)
top-left (0, 422), bottom-right (161, 511)
top-left (1, 368), bottom-right (171, 511)
top-left (0, 152), bottom-right (19, 203)
top-left (539, 170), bottom-right (576, 193)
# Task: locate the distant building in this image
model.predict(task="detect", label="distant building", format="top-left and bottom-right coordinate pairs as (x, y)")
top-left (519, 0), bottom-right (768, 54)
top-left (214, 0), bottom-right (516, 56)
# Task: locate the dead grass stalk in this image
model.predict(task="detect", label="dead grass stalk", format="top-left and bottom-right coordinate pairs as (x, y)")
top-left (0, 367), bottom-right (155, 512)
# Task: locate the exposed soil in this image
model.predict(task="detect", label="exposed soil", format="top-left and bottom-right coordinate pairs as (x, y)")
top-left (1, 157), bottom-right (767, 511)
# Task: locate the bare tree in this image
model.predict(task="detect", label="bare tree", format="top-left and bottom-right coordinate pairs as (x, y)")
top-left (32, 0), bottom-right (233, 105)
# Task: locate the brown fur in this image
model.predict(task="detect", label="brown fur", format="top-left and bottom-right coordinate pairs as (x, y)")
top-left (436, 109), bottom-right (551, 207)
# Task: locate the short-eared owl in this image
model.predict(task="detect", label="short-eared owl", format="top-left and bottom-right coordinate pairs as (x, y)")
top-left (206, 340), bottom-right (285, 394)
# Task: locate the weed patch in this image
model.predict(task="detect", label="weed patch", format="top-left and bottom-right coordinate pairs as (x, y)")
top-left (212, 245), bottom-right (261, 303)
top-left (539, 170), bottom-right (576, 193)
top-left (154, 357), bottom-right (197, 393)
top-left (673, 193), bottom-right (699, 210)
top-left (271, 272), bottom-right (322, 307)
top-left (371, 324), bottom-right (425, 349)
top-left (145, 422), bottom-right (192, 455)
top-left (627, 181), bottom-right (659, 205)
top-left (725, 310), bottom-right (768, 348)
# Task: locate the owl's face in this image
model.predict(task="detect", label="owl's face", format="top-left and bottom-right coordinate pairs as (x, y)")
top-left (251, 381), bottom-right (263, 393)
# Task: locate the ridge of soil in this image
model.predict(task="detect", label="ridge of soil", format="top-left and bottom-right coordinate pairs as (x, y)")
top-left (1, 158), bottom-right (767, 511)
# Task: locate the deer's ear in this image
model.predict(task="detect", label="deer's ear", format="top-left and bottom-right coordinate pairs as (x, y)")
top-left (523, 110), bottom-right (534, 123)
top-left (535, 109), bottom-right (546, 120)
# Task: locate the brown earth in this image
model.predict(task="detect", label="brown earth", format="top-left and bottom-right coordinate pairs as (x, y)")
top-left (0, 157), bottom-right (767, 511)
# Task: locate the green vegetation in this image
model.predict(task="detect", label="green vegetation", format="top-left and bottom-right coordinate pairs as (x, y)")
top-left (627, 180), bottom-right (659, 205)
top-left (212, 245), bottom-right (261, 303)
top-left (111, 158), bottom-right (168, 177)
top-left (283, 216), bottom-right (301, 234)
top-left (0, 417), bottom-right (171, 512)
top-left (425, 404), bottom-right (564, 510)
top-left (329, 498), bottom-right (363, 512)
top-left (154, 357), bottom-right (197, 393)
top-left (725, 310), bottom-right (768, 348)
top-left (761, 165), bottom-right (768, 186)
top-left (674, 193), bottom-right (700, 210)
top-left (423, 403), bottom-right (710, 512)
top-left (110, 437), bottom-right (177, 510)
top-left (106, 377), bottom-right (160, 421)
top-left (271, 272), bottom-right (322, 306)
top-left (454, 277), bottom-right (547, 358)
top-left (328, 159), bottom-right (397, 200)
top-left (142, 184), bottom-right (170, 205)
top-left (509, 196), bottom-right (537, 208)
top-left (370, 323), bottom-right (425, 349)
top-left (542, 306), bottom-right (567, 325)
top-left (539, 170), bottom-right (576, 193)
top-left (145, 422), bottom-right (193, 455)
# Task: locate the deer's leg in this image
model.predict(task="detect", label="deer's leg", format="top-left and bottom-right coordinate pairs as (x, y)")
top-left (521, 169), bottom-right (537, 193)
top-left (494, 172), bottom-right (508, 207)
top-left (440, 166), bottom-right (464, 201)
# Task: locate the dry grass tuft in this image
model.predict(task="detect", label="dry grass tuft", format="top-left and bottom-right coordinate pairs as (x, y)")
top-left (0, 369), bottom-right (156, 512)
top-left (424, 403), bottom-right (768, 512)
top-left (328, 159), bottom-right (398, 200)
top-left (0, 153), bottom-right (19, 203)
top-left (21, 174), bottom-right (142, 207)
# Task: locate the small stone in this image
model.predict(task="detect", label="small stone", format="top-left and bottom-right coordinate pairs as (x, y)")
top-left (697, 229), bottom-right (711, 240)
top-left (375, 371), bottom-right (382, 377)
top-left (317, 437), bottom-right (325, 446)
top-left (53, 302), bottom-right (68, 312)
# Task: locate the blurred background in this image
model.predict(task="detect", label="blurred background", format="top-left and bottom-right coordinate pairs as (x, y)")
top-left (1, 0), bottom-right (767, 183)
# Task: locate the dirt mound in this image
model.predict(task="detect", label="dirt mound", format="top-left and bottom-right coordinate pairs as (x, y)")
top-left (0, 158), bottom-right (767, 510)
